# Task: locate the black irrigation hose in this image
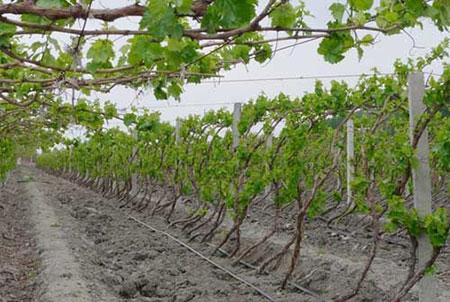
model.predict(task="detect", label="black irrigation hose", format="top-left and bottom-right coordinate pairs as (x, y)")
top-left (128, 215), bottom-right (278, 302)
top-left (206, 242), bottom-right (325, 300)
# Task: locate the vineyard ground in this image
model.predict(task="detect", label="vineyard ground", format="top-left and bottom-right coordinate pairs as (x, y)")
top-left (1, 165), bottom-right (449, 302)
top-left (0, 171), bottom-right (38, 302)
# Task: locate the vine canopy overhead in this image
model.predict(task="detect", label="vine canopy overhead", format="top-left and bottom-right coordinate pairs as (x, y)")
top-left (0, 0), bottom-right (448, 102)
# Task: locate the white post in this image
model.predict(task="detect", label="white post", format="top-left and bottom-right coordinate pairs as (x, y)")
top-left (346, 119), bottom-right (354, 206)
top-left (232, 103), bottom-right (241, 151)
top-left (131, 129), bottom-right (139, 194)
top-left (265, 132), bottom-right (273, 196)
top-left (230, 103), bottom-right (241, 197)
top-left (68, 146), bottom-right (73, 174)
top-left (408, 72), bottom-right (436, 302)
top-left (266, 133), bottom-right (273, 149)
top-left (175, 118), bottom-right (181, 145)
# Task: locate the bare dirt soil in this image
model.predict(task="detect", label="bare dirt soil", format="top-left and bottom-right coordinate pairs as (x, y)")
top-left (1, 166), bottom-right (449, 302)
top-left (0, 175), bottom-right (38, 302)
top-left (8, 167), bottom-right (300, 302)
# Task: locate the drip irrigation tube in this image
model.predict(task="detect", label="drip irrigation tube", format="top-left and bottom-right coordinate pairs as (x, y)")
top-left (128, 215), bottom-right (278, 302)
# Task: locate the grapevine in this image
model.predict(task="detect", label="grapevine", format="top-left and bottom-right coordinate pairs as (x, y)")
top-left (36, 48), bottom-right (450, 298)
top-left (0, 1), bottom-right (449, 300)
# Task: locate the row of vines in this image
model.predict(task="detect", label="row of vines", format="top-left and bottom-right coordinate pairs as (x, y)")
top-left (0, 137), bottom-right (15, 182)
top-left (36, 56), bottom-right (449, 300)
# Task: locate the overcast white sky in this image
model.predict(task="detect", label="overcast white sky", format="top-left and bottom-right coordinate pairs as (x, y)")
top-left (72, 1), bottom-right (449, 126)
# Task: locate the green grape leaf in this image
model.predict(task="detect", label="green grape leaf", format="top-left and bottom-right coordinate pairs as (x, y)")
top-left (141, 0), bottom-right (183, 39)
top-left (0, 22), bottom-right (16, 47)
top-left (318, 32), bottom-right (354, 63)
top-left (201, 0), bottom-right (257, 33)
top-left (103, 102), bottom-right (117, 120)
top-left (349, 0), bottom-right (374, 11)
top-left (86, 39), bottom-right (115, 72)
top-left (123, 113), bottom-right (137, 127)
top-left (424, 208), bottom-right (449, 247)
top-left (254, 44), bottom-right (272, 63)
top-left (270, 3), bottom-right (297, 28)
top-left (330, 3), bottom-right (346, 23)
top-left (176, 0), bottom-right (193, 14)
top-left (360, 34), bottom-right (374, 45)
top-left (128, 36), bottom-right (164, 67)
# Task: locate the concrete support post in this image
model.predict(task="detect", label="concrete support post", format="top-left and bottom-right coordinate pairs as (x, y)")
top-left (265, 132), bottom-right (273, 196)
top-left (346, 119), bottom-right (354, 206)
top-left (232, 103), bottom-right (241, 151)
top-left (266, 133), bottom-right (273, 149)
top-left (175, 118), bottom-right (181, 145)
top-left (408, 72), bottom-right (436, 302)
top-left (131, 129), bottom-right (139, 195)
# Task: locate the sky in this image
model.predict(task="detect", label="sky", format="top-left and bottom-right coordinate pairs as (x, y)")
top-left (60, 0), bottom-right (449, 131)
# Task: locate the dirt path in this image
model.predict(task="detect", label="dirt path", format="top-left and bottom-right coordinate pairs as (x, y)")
top-left (21, 168), bottom-right (115, 302)
top-left (18, 166), bottom-right (297, 302)
top-left (0, 175), bottom-right (38, 302)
